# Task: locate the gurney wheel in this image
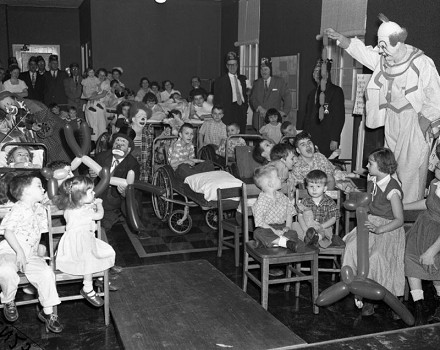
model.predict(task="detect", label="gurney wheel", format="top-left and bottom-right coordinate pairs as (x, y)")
top-left (168, 210), bottom-right (192, 235)
top-left (152, 166), bottom-right (173, 221)
top-left (205, 209), bottom-right (218, 230)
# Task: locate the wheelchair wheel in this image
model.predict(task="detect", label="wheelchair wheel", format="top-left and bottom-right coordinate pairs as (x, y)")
top-left (152, 166), bottom-right (173, 221)
top-left (205, 209), bottom-right (218, 230)
top-left (95, 132), bottom-right (111, 154)
top-left (168, 210), bottom-right (192, 235)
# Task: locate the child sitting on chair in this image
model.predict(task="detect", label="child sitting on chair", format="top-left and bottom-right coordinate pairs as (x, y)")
top-left (216, 122), bottom-right (246, 161)
top-left (52, 176), bottom-right (115, 308)
top-left (198, 105), bottom-right (227, 149)
top-left (252, 165), bottom-right (304, 252)
top-left (293, 170), bottom-right (342, 250)
top-left (0, 174), bottom-right (63, 333)
top-left (168, 123), bottom-right (215, 181)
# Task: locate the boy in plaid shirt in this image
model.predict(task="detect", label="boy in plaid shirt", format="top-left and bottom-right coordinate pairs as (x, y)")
top-left (168, 123), bottom-right (214, 181)
top-left (293, 170), bottom-right (343, 249)
top-left (252, 165), bottom-right (304, 252)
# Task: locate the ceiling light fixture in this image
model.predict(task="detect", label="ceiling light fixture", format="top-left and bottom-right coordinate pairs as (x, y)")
top-left (155, 0), bottom-right (166, 3)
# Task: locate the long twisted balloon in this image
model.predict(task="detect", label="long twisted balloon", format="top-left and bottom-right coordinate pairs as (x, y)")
top-left (315, 202), bottom-right (415, 326)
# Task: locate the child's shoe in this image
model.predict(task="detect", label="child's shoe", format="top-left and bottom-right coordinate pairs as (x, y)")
top-left (38, 310), bottom-right (63, 333)
top-left (88, 106), bottom-right (97, 112)
top-left (80, 288), bottom-right (104, 307)
top-left (3, 301), bottom-right (18, 322)
top-left (286, 239), bottom-right (305, 253)
top-left (96, 103), bottom-right (104, 110)
top-left (304, 228), bottom-right (320, 249)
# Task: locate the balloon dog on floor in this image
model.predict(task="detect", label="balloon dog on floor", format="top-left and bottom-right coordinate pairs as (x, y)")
top-left (315, 192), bottom-right (415, 326)
top-left (41, 122), bottom-right (164, 232)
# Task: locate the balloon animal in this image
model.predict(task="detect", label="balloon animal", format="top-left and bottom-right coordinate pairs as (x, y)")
top-left (315, 194), bottom-right (415, 326)
top-left (41, 122), bottom-right (164, 232)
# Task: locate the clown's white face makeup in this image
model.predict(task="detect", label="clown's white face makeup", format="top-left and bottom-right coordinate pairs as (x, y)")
top-left (132, 110), bottom-right (147, 129)
top-left (0, 97), bottom-right (16, 112)
top-left (378, 37), bottom-right (402, 64)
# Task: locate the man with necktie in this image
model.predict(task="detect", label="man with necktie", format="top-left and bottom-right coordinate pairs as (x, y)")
top-left (63, 62), bottom-right (84, 119)
top-left (213, 52), bottom-right (248, 134)
top-left (44, 54), bottom-right (68, 106)
top-left (250, 57), bottom-right (292, 132)
top-left (19, 56), bottom-right (45, 102)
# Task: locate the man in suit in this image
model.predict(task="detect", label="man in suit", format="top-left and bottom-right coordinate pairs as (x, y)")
top-left (250, 57), bottom-right (292, 131)
top-left (19, 56), bottom-right (45, 102)
top-left (214, 52), bottom-right (248, 133)
top-left (301, 59), bottom-right (345, 157)
top-left (63, 62), bottom-right (84, 119)
top-left (92, 126), bottom-right (150, 241)
top-left (44, 54), bottom-right (68, 106)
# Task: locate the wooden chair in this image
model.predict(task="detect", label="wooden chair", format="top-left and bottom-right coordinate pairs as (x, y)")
top-left (241, 183), bottom-right (319, 313)
top-left (216, 186), bottom-right (243, 267)
top-left (295, 189), bottom-right (345, 281)
top-left (234, 146), bottom-right (262, 184)
top-left (48, 206), bottom-right (110, 325)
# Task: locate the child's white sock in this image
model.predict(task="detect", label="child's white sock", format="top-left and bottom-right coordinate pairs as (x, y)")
top-left (410, 289), bottom-right (424, 302)
top-left (278, 236), bottom-right (287, 248)
top-left (83, 280), bottom-right (94, 294)
top-left (43, 306), bottom-right (53, 315)
top-left (434, 284), bottom-right (440, 297)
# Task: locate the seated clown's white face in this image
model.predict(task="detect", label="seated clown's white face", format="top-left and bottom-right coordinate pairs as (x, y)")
top-left (132, 110), bottom-right (148, 129)
top-left (0, 97), bottom-right (16, 112)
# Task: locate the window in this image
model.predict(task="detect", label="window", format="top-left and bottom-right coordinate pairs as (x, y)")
top-left (239, 43), bottom-right (259, 86)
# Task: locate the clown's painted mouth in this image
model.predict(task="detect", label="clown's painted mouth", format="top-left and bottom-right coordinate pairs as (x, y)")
top-left (112, 149), bottom-right (125, 157)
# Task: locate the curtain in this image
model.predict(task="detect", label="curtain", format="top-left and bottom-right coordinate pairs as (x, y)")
top-left (235, 0), bottom-right (260, 46)
top-left (320, 0), bottom-right (368, 37)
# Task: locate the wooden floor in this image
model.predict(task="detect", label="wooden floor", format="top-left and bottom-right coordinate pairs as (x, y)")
top-left (110, 260), bottom-right (305, 350)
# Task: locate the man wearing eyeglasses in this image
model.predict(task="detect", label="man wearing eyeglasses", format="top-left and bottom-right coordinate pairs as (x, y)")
top-left (213, 52), bottom-right (248, 134)
top-left (250, 57), bottom-right (292, 132)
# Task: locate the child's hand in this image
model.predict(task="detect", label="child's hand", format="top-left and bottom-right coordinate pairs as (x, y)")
top-left (365, 220), bottom-right (380, 234)
top-left (16, 250), bottom-right (27, 273)
top-left (420, 249), bottom-right (438, 271)
top-left (94, 198), bottom-right (103, 205)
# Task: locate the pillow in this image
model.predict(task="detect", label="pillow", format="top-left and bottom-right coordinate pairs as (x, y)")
top-left (184, 170), bottom-right (243, 201)
top-left (0, 149), bottom-right (45, 168)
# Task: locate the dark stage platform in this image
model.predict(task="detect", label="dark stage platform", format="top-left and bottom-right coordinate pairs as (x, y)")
top-left (110, 260), bottom-right (305, 350)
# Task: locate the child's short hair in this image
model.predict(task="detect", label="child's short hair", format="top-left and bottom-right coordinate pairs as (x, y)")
top-left (254, 165), bottom-right (277, 190)
top-left (116, 100), bottom-right (131, 116)
top-left (294, 131), bottom-right (312, 149)
top-left (150, 81), bottom-right (160, 89)
top-left (212, 104), bottom-right (224, 113)
top-left (228, 122), bottom-right (240, 131)
top-left (49, 102), bottom-right (59, 110)
top-left (6, 146), bottom-right (33, 165)
top-left (270, 143), bottom-right (294, 161)
top-left (129, 101), bottom-right (151, 122)
top-left (142, 92), bottom-right (158, 104)
top-left (168, 109), bottom-right (182, 118)
top-left (264, 108), bottom-right (282, 124)
top-left (48, 160), bottom-right (71, 171)
top-left (369, 148), bottom-right (398, 175)
top-left (9, 174), bottom-right (37, 201)
top-left (281, 121), bottom-right (292, 133)
top-left (305, 169), bottom-right (328, 186)
top-left (52, 176), bottom-right (94, 210)
top-left (68, 106), bottom-right (77, 112)
top-left (179, 123), bottom-right (193, 134)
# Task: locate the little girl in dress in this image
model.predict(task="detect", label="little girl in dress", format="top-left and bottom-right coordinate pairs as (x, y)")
top-left (53, 176), bottom-right (115, 307)
top-left (259, 108), bottom-right (283, 144)
top-left (81, 68), bottom-right (104, 112)
top-left (343, 148), bottom-right (405, 317)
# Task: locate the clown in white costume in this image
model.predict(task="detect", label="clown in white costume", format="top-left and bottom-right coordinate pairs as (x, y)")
top-left (326, 14), bottom-right (440, 203)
